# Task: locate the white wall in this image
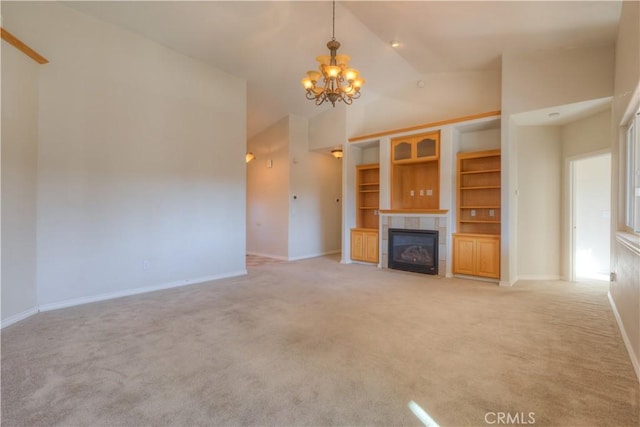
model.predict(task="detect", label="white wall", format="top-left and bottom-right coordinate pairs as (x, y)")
top-left (502, 45), bottom-right (615, 284)
top-left (516, 126), bottom-right (562, 279)
top-left (3, 2), bottom-right (247, 308)
top-left (289, 116), bottom-right (342, 260)
top-left (610, 0), bottom-right (640, 379)
top-left (1, 42), bottom-right (40, 324)
top-left (359, 70), bottom-right (501, 137)
top-left (246, 117), bottom-right (290, 259)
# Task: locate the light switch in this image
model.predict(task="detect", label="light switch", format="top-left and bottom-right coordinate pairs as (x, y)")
top-left (426, 189), bottom-right (433, 196)
top-left (419, 189), bottom-right (424, 196)
top-left (471, 210), bottom-right (476, 217)
top-left (410, 190), bottom-right (415, 196)
top-left (489, 209), bottom-right (495, 217)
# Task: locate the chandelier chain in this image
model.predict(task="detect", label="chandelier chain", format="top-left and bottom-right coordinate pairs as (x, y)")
top-left (332, 0), bottom-right (336, 41)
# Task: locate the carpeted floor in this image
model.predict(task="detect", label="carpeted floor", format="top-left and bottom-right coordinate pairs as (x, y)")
top-left (2, 255), bottom-right (638, 426)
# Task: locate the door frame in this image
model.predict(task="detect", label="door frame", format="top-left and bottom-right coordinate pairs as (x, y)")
top-left (567, 149), bottom-right (611, 282)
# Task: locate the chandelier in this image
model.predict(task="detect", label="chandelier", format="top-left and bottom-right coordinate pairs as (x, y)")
top-left (301, 1), bottom-right (365, 107)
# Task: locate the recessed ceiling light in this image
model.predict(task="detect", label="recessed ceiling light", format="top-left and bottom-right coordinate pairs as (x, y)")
top-left (390, 40), bottom-right (400, 48)
top-left (548, 112), bottom-right (560, 118)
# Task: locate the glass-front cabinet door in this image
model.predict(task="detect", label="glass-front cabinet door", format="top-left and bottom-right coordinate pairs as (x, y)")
top-left (392, 141), bottom-right (412, 162)
top-left (391, 131), bottom-right (440, 163)
top-left (416, 137), bottom-right (438, 160)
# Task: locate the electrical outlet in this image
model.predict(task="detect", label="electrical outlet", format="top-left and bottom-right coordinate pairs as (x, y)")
top-left (143, 260), bottom-right (150, 270)
top-left (471, 210), bottom-right (476, 217)
top-left (489, 209), bottom-right (495, 217)
top-left (419, 189), bottom-right (424, 196)
top-left (426, 189), bottom-right (433, 196)
top-left (410, 190), bottom-right (415, 196)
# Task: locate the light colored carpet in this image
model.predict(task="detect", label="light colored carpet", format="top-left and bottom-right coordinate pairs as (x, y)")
top-left (246, 254), bottom-right (287, 269)
top-left (2, 255), bottom-right (638, 426)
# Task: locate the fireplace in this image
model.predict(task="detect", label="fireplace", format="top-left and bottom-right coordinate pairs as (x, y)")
top-left (388, 228), bottom-right (438, 275)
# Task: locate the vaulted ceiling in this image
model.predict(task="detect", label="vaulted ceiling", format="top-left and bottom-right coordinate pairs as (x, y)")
top-left (65, 1), bottom-right (622, 138)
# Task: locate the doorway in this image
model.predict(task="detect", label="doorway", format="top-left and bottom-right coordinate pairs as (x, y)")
top-left (570, 153), bottom-right (611, 281)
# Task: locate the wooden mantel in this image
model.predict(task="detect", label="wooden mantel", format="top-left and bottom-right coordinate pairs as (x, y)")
top-left (349, 110), bottom-right (501, 143)
top-left (1, 28), bottom-right (49, 64)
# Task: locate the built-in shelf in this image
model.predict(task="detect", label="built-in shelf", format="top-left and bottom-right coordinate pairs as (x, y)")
top-left (356, 164), bottom-right (380, 231)
top-left (453, 149), bottom-right (501, 280)
top-left (460, 169), bottom-right (501, 175)
top-left (353, 163), bottom-right (380, 264)
top-left (379, 209), bottom-right (448, 215)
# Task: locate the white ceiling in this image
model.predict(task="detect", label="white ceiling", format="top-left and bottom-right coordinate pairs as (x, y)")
top-left (65, 1), bottom-right (623, 138)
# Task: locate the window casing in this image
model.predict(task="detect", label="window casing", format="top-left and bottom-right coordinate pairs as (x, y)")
top-left (625, 111), bottom-right (640, 233)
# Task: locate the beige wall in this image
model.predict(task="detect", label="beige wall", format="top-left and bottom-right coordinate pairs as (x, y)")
top-left (516, 126), bottom-right (562, 279)
top-left (3, 2), bottom-right (247, 310)
top-left (502, 45), bottom-right (615, 284)
top-left (610, 0), bottom-right (640, 379)
top-left (247, 115), bottom-right (342, 260)
top-left (560, 110), bottom-right (612, 280)
top-left (562, 110), bottom-right (612, 159)
top-left (289, 116), bottom-right (342, 260)
top-left (246, 117), bottom-right (290, 259)
top-left (1, 42), bottom-right (40, 324)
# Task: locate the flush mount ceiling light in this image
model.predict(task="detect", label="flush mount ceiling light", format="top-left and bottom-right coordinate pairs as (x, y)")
top-left (390, 40), bottom-right (400, 48)
top-left (331, 149), bottom-right (343, 159)
top-left (301, 0), bottom-right (365, 107)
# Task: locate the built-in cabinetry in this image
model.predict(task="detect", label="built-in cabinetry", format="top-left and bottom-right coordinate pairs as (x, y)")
top-left (350, 228), bottom-right (379, 263)
top-left (390, 131), bottom-right (440, 210)
top-left (351, 163), bottom-right (379, 263)
top-left (453, 149), bottom-right (501, 279)
top-left (452, 233), bottom-right (500, 278)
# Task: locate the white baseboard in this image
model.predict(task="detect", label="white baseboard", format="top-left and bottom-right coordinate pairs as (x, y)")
top-left (288, 249), bottom-right (341, 261)
top-left (1, 306), bottom-right (40, 329)
top-left (608, 291), bottom-right (640, 383)
top-left (517, 275), bottom-right (561, 281)
top-left (38, 270), bottom-right (247, 313)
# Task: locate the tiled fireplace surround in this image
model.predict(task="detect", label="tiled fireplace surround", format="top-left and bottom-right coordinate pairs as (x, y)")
top-left (380, 213), bottom-right (448, 277)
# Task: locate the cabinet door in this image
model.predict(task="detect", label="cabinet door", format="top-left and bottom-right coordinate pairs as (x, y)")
top-left (453, 236), bottom-right (476, 275)
top-left (364, 231), bottom-right (379, 263)
top-left (415, 136), bottom-right (438, 161)
top-left (476, 237), bottom-right (500, 278)
top-left (392, 141), bottom-right (413, 162)
top-left (351, 230), bottom-right (364, 261)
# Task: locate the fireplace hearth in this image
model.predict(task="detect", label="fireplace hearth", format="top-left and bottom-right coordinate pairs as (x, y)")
top-left (388, 228), bottom-right (438, 275)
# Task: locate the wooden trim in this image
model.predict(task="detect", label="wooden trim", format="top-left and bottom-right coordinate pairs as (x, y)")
top-left (1, 28), bottom-right (49, 64)
top-left (379, 209), bottom-right (448, 214)
top-left (349, 110), bottom-right (501, 143)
